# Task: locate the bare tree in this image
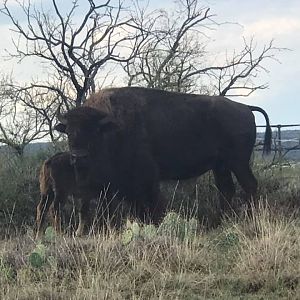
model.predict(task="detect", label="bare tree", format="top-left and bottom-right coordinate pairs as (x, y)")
top-left (123, 0), bottom-right (281, 96)
top-left (0, 76), bottom-right (49, 155)
top-left (123, 0), bottom-right (214, 92)
top-left (0, 0), bottom-right (155, 149)
top-left (1, 0), bottom-right (151, 107)
top-left (0, 0), bottom-right (283, 150)
top-left (209, 38), bottom-right (280, 97)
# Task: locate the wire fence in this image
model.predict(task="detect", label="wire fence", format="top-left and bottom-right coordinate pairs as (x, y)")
top-left (256, 124), bottom-right (300, 166)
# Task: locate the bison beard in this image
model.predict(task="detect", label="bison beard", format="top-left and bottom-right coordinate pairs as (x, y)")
top-left (55, 87), bottom-right (272, 226)
top-left (73, 117), bottom-right (165, 223)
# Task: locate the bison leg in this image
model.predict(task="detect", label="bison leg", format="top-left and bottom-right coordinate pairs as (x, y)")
top-left (136, 182), bottom-right (167, 225)
top-left (51, 191), bottom-right (67, 235)
top-left (134, 156), bottom-right (166, 225)
top-left (232, 164), bottom-right (258, 203)
top-left (131, 181), bottom-right (166, 224)
top-left (52, 202), bottom-right (62, 234)
top-left (76, 198), bottom-right (91, 237)
top-left (36, 190), bottom-right (54, 239)
top-left (147, 191), bottom-right (167, 225)
top-left (213, 164), bottom-right (235, 215)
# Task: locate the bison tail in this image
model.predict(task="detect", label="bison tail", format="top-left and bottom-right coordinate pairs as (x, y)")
top-left (248, 105), bottom-right (272, 155)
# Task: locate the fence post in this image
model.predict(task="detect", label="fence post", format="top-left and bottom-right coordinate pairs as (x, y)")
top-left (277, 125), bottom-right (282, 162)
top-left (277, 125), bottom-right (282, 170)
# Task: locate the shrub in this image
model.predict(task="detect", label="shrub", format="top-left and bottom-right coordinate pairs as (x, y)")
top-left (0, 148), bottom-right (56, 235)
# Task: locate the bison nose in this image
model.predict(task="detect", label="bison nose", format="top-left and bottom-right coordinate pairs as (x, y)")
top-left (70, 149), bottom-right (89, 157)
top-left (70, 149), bottom-right (89, 165)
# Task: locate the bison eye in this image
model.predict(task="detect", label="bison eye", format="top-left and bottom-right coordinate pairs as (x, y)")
top-left (54, 123), bottom-right (66, 133)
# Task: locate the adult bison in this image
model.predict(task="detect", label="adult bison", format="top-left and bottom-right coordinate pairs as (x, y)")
top-left (54, 111), bottom-right (165, 229)
top-left (55, 87), bottom-right (271, 215)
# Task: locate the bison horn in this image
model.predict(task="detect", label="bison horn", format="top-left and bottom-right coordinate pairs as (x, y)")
top-left (56, 107), bottom-right (67, 125)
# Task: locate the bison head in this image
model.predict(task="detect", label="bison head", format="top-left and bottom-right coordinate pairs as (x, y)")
top-left (54, 106), bottom-right (119, 164)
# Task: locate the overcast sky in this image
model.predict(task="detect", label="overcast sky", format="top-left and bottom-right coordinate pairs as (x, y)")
top-left (205, 0), bottom-right (300, 126)
top-left (0, 0), bottom-right (299, 127)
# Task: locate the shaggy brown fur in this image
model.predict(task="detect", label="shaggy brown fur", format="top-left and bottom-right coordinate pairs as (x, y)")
top-left (55, 109), bottom-right (167, 227)
top-left (36, 152), bottom-right (76, 238)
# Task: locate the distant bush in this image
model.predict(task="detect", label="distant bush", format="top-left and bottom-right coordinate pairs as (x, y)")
top-left (0, 148), bottom-right (56, 236)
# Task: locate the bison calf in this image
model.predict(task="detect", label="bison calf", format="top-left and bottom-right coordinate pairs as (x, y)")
top-left (36, 152), bottom-right (105, 238)
top-left (36, 152), bottom-right (130, 239)
top-left (36, 152), bottom-right (76, 239)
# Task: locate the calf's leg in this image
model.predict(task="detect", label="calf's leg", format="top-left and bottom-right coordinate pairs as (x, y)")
top-left (36, 189), bottom-right (54, 239)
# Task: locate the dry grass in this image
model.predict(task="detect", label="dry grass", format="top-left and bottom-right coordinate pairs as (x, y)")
top-left (1, 202), bottom-right (299, 300)
top-left (1, 157), bottom-right (300, 299)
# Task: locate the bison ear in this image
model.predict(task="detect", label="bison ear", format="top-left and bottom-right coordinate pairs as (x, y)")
top-left (97, 116), bottom-right (119, 132)
top-left (54, 123), bottom-right (67, 134)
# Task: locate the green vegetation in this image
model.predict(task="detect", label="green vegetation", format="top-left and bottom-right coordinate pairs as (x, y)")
top-left (0, 150), bottom-right (300, 299)
top-left (0, 149), bottom-right (56, 236)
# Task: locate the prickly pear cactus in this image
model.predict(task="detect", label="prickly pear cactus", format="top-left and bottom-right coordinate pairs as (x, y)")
top-left (131, 221), bottom-right (140, 238)
top-left (217, 231), bottom-right (240, 250)
top-left (121, 214), bottom-right (199, 244)
top-left (29, 243), bottom-right (46, 268)
top-left (122, 229), bottom-right (134, 245)
top-left (122, 220), bottom-right (141, 245)
top-left (185, 218), bottom-right (198, 240)
top-left (44, 226), bottom-right (56, 243)
top-left (158, 212), bottom-right (198, 241)
top-left (158, 212), bottom-right (184, 239)
top-left (142, 224), bottom-right (157, 239)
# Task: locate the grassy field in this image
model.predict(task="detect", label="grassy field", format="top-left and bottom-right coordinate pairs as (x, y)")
top-left (0, 152), bottom-right (300, 299)
top-left (1, 204), bottom-right (299, 299)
